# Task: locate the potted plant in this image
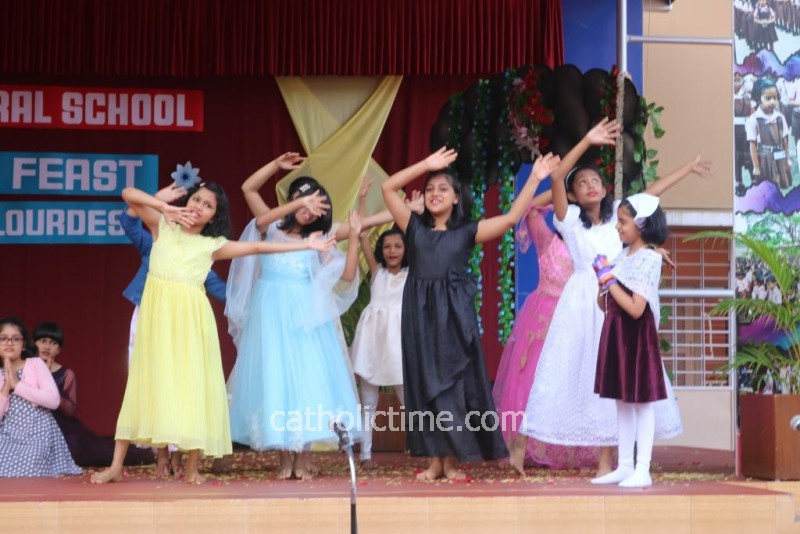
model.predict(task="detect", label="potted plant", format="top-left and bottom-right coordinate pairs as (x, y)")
top-left (691, 230), bottom-right (800, 480)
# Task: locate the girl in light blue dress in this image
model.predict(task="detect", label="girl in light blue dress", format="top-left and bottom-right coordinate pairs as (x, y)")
top-left (226, 154), bottom-right (374, 479)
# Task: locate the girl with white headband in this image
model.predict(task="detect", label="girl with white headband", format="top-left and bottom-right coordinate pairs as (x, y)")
top-left (592, 193), bottom-right (669, 487)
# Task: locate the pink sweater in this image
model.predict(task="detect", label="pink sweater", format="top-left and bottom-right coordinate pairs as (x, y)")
top-left (0, 358), bottom-right (60, 418)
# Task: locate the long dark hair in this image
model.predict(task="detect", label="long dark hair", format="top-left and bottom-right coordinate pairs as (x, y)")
top-left (177, 182), bottom-right (231, 238)
top-left (420, 172), bottom-right (473, 229)
top-left (374, 228), bottom-right (408, 268)
top-left (0, 316), bottom-right (37, 366)
top-left (565, 165), bottom-right (614, 229)
top-left (278, 176), bottom-right (333, 237)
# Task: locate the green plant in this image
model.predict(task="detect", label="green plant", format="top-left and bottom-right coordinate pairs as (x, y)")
top-left (687, 230), bottom-right (800, 394)
top-left (632, 97), bottom-right (665, 191)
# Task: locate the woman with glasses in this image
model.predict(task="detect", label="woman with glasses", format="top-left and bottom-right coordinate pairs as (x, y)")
top-left (0, 316), bottom-right (81, 477)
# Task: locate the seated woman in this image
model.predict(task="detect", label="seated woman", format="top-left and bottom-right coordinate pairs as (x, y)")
top-left (0, 317), bottom-right (82, 477)
top-left (34, 322), bottom-right (154, 467)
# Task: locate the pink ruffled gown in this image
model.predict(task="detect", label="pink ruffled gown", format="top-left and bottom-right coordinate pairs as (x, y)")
top-left (492, 205), bottom-right (597, 468)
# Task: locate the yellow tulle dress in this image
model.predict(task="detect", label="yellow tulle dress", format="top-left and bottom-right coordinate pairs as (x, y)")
top-left (115, 217), bottom-right (231, 457)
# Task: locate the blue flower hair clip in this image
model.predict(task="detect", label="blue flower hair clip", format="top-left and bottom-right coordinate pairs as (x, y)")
top-left (171, 161), bottom-right (201, 190)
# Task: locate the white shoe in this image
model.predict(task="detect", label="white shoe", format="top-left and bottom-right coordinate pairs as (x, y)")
top-left (619, 469), bottom-right (652, 488)
top-left (591, 466), bottom-right (634, 485)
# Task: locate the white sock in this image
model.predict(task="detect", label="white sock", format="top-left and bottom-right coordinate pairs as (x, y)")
top-left (620, 403), bottom-right (655, 488)
top-left (359, 380), bottom-right (380, 461)
top-left (592, 402), bottom-right (636, 484)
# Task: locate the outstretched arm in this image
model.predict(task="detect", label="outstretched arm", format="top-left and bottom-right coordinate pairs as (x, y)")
top-left (380, 147), bottom-right (458, 232)
top-left (551, 118), bottom-right (620, 222)
top-left (254, 192), bottom-right (330, 233)
top-left (359, 232), bottom-right (379, 277)
top-left (121, 187), bottom-right (194, 237)
top-left (341, 211), bottom-right (362, 283)
top-left (242, 153), bottom-right (330, 233)
top-left (644, 154), bottom-right (711, 197)
top-left (242, 152), bottom-right (305, 217)
top-left (356, 177), bottom-right (380, 277)
top-left (212, 233), bottom-right (335, 261)
top-left (475, 154), bottom-right (561, 244)
top-left (120, 184), bottom-right (187, 254)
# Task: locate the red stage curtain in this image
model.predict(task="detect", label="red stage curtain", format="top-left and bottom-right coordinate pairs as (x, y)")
top-left (0, 0), bottom-right (563, 76)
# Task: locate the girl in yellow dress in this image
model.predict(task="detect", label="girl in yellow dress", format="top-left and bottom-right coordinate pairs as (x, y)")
top-left (91, 183), bottom-right (333, 485)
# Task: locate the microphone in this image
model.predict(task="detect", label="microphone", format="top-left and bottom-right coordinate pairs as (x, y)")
top-left (791, 415), bottom-right (800, 431)
top-left (332, 418), bottom-right (352, 449)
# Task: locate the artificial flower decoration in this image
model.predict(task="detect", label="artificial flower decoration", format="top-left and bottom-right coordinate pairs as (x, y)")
top-left (507, 69), bottom-right (554, 157)
top-left (171, 161), bottom-right (201, 190)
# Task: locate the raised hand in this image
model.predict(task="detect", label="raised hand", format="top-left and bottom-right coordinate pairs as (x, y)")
top-left (275, 152), bottom-right (306, 171)
top-left (359, 176), bottom-right (376, 198)
top-left (301, 190), bottom-right (331, 217)
top-left (306, 231), bottom-right (337, 252)
top-left (531, 153), bottom-right (562, 181)
top-left (424, 147), bottom-right (458, 172)
top-left (155, 184), bottom-right (188, 204)
top-left (689, 154), bottom-right (712, 179)
top-left (586, 118), bottom-right (621, 147)
top-left (163, 205), bottom-right (197, 228)
top-left (405, 189), bottom-right (424, 214)
top-left (348, 210), bottom-right (363, 237)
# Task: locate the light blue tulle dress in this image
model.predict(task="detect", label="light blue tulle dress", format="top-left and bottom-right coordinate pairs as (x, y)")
top-left (226, 220), bottom-right (360, 452)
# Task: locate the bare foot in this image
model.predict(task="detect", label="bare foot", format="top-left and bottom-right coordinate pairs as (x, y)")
top-left (277, 451), bottom-right (293, 480)
top-left (359, 459), bottom-right (375, 471)
top-left (416, 458), bottom-right (444, 481)
top-left (509, 435), bottom-right (527, 476)
top-left (443, 456), bottom-right (467, 481)
top-left (597, 447), bottom-right (613, 477)
top-left (170, 452), bottom-right (184, 478)
top-left (184, 470), bottom-right (206, 485)
top-left (91, 467), bottom-right (123, 484)
top-left (293, 453), bottom-right (314, 480)
top-left (155, 448), bottom-right (170, 478)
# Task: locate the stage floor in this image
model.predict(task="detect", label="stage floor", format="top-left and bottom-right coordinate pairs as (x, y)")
top-left (3, 447), bottom-right (799, 534)
top-left (0, 446), bottom-right (741, 501)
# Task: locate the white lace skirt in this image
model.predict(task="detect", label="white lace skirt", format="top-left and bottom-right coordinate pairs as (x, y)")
top-left (521, 272), bottom-right (682, 446)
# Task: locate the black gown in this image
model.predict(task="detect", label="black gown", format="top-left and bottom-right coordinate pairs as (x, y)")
top-left (52, 367), bottom-right (154, 467)
top-left (401, 214), bottom-right (508, 462)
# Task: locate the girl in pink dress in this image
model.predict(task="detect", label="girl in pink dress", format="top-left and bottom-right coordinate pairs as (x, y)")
top-left (493, 185), bottom-right (597, 473)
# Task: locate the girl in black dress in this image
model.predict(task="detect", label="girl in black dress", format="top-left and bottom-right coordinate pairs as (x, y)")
top-left (380, 148), bottom-right (560, 481)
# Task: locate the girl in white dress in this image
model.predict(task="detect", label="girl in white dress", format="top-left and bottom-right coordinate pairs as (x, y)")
top-left (517, 119), bottom-right (709, 475)
top-left (350, 226), bottom-right (408, 469)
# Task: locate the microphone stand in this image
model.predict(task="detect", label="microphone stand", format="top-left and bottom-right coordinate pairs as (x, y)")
top-left (334, 421), bottom-right (358, 534)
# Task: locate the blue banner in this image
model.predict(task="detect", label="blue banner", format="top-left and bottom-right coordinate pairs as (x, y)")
top-left (514, 163), bottom-right (554, 314)
top-left (0, 201), bottom-right (129, 244)
top-left (0, 152), bottom-right (157, 196)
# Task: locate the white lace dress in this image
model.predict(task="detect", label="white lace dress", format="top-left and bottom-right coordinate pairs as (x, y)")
top-left (521, 202), bottom-right (682, 446)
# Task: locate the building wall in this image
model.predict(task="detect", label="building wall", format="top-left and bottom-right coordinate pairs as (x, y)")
top-left (640, 0), bottom-right (734, 210)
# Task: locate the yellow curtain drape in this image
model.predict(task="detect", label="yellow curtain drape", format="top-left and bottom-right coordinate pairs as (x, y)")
top-left (275, 76), bottom-right (403, 223)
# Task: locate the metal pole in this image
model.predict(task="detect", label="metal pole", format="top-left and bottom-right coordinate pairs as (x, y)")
top-left (346, 446), bottom-right (358, 534)
top-left (628, 35), bottom-right (734, 46)
top-left (618, 0), bottom-right (628, 72)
